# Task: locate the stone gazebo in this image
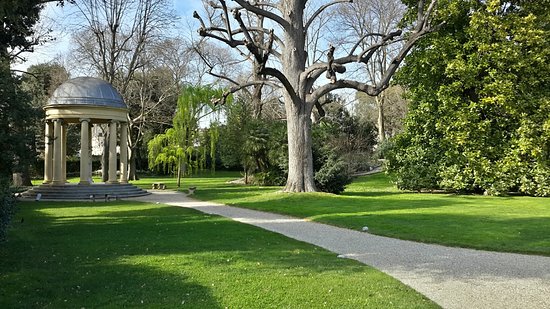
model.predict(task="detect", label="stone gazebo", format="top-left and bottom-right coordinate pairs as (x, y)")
top-left (24, 77), bottom-right (149, 199)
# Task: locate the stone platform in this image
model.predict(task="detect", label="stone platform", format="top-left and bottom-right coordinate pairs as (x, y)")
top-left (21, 183), bottom-right (150, 200)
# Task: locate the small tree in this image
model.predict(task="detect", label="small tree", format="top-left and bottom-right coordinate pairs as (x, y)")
top-left (148, 86), bottom-right (223, 187)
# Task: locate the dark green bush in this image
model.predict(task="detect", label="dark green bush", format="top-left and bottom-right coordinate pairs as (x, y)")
top-left (314, 156), bottom-right (352, 194)
top-left (0, 181), bottom-right (17, 242)
top-left (254, 168), bottom-right (287, 186)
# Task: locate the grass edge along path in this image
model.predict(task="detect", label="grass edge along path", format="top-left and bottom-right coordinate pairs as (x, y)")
top-left (132, 171), bottom-right (550, 257)
top-left (0, 200), bottom-right (438, 308)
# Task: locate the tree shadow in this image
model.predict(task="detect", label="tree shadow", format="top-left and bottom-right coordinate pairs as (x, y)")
top-left (341, 190), bottom-right (417, 198)
top-left (2, 201), bottom-right (408, 308)
top-left (228, 193), bottom-right (466, 218)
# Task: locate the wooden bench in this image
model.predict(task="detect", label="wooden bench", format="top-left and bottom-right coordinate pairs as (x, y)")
top-left (152, 182), bottom-right (166, 190)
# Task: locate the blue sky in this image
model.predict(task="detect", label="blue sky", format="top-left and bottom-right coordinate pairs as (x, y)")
top-left (13, 0), bottom-right (203, 72)
top-left (173, 0), bottom-right (203, 17)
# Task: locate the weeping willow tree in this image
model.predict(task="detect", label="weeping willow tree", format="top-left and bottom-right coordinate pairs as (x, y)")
top-left (148, 85), bottom-right (224, 187)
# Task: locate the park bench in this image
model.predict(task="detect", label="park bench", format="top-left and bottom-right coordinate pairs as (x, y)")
top-left (152, 182), bottom-right (166, 190)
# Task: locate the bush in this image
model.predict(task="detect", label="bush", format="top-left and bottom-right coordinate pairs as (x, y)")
top-left (314, 156), bottom-right (352, 194)
top-left (0, 181), bottom-right (17, 242)
top-left (254, 168), bottom-right (287, 186)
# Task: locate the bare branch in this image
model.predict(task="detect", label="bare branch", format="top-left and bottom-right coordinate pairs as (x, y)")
top-left (304, 0), bottom-right (352, 32)
top-left (10, 69), bottom-right (39, 77)
top-left (347, 32), bottom-right (386, 56)
top-left (357, 30), bottom-right (402, 62)
top-left (219, 0), bottom-right (235, 41)
top-left (200, 26), bottom-right (285, 49)
top-left (305, 0), bottom-right (441, 103)
top-left (232, 0), bottom-right (290, 30)
top-left (308, 79), bottom-right (377, 105)
top-left (250, 2), bottom-right (279, 10)
top-left (263, 67), bottom-right (299, 101)
top-left (214, 80), bottom-right (281, 105)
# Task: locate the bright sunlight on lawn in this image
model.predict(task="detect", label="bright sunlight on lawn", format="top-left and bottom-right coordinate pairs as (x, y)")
top-left (135, 171), bottom-right (550, 256)
top-left (0, 200), bottom-right (436, 308)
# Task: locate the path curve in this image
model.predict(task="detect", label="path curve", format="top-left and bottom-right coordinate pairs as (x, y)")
top-left (132, 191), bottom-right (550, 309)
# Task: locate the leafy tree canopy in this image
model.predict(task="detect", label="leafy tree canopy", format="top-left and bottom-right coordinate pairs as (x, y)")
top-left (0, 0), bottom-right (71, 60)
top-left (148, 85), bottom-right (224, 187)
top-left (387, 0), bottom-right (550, 196)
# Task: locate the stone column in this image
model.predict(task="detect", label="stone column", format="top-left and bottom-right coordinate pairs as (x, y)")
top-left (119, 122), bottom-right (128, 183)
top-left (52, 119), bottom-right (64, 185)
top-left (89, 124), bottom-right (93, 182)
top-left (61, 122), bottom-right (67, 182)
top-left (107, 120), bottom-right (119, 184)
top-left (79, 118), bottom-right (90, 184)
top-left (43, 120), bottom-right (53, 184)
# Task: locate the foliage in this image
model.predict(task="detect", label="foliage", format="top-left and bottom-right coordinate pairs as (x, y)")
top-left (0, 1), bottom-right (70, 183)
top-left (254, 168), bottom-right (287, 187)
top-left (317, 102), bottom-right (378, 159)
top-left (0, 199), bottom-right (437, 308)
top-left (148, 85), bottom-right (223, 186)
top-left (218, 97), bottom-right (375, 192)
top-left (310, 101), bottom-right (377, 193)
top-left (0, 181), bottom-right (16, 242)
top-left (188, 172), bottom-right (550, 256)
top-left (19, 63), bottom-right (73, 179)
top-left (218, 99), bottom-right (288, 185)
top-left (314, 155), bottom-right (351, 194)
top-left (355, 86), bottom-right (409, 140)
top-left (21, 63), bottom-right (70, 105)
top-left (0, 0), bottom-right (68, 60)
top-left (388, 0), bottom-right (550, 196)
top-left (0, 62), bottom-right (36, 180)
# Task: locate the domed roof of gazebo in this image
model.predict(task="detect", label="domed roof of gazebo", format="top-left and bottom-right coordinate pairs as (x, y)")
top-left (47, 77), bottom-right (126, 109)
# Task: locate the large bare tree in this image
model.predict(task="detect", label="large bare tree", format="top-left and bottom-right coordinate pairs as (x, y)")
top-left (195, 0), bottom-right (441, 192)
top-left (71, 0), bottom-right (176, 180)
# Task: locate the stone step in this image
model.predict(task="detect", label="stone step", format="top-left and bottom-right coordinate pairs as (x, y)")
top-left (21, 183), bottom-right (150, 200)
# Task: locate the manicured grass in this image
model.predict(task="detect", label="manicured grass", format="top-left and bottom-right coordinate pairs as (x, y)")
top-left (130, 171), bottom-right (246, 192)
top-left (135, 172), bottom-right (550, 256)
top-left (0, 200), bottom-right (437, 308)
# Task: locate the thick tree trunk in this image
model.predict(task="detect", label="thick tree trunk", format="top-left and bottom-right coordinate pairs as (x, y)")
top-left (376, 94), bottom-right (386, 143)
top-left (284, 102), bottom-right (317, 192)
top-left (252, 61), bottom-right (264, 119)
top-left (127, 146), bottom-right (139, 181)
top-left (252, 83), bottom-right (263, 119)
top-left (280, 0), bottom-right (316, 192)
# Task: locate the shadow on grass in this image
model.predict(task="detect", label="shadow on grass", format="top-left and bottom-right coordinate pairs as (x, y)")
top-left (1, 201), bottom-right (391, 308)
top-left (2, 257), bottom-right (221, 308)
top-left (222, 192), bottom-right (466, 216)
top-left (191, 185), bottom-right (279, 202)
top-left (341, 190), bottom-right (417, 198)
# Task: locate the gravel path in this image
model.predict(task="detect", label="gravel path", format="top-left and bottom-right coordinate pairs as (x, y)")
top-left (132, 191), bottom-right (550, 309)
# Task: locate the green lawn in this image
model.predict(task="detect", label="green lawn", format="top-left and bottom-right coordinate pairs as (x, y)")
top-left (0, 200), bottom-right (437, 308)
top-left (133, 172), bottom-right (550, 256)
